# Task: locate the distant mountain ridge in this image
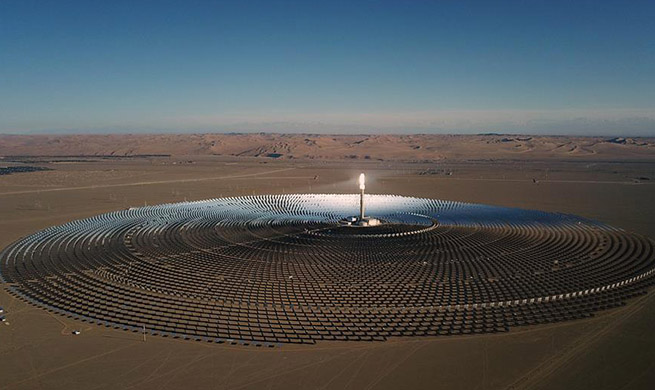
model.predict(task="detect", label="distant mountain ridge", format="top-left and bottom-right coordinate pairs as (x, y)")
top-left (1, 133), bottom-right (654, 161)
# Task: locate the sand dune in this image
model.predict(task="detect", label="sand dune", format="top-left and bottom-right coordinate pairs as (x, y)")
top-left (1, 134), bottom-right (654, 161)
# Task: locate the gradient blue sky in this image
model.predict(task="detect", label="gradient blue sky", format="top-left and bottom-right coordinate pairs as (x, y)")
top-left (1, 0), bottom-right (654, 135)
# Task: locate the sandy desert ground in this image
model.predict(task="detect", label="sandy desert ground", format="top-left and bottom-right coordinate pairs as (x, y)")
top-left (1, 136), bottom-right (655, 389)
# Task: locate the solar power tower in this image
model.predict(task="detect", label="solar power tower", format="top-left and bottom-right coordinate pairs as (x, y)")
top-left (359, 173), bottom-right (366, 220)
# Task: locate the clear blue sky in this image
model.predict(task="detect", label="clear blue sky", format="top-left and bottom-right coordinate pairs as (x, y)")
top-left (1, 0), bottom-right (654, 135)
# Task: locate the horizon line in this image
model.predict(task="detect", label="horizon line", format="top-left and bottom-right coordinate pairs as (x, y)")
top-left (1, 130), bottom-right (653, 139)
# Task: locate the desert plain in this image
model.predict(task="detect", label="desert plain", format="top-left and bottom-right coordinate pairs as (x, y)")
top-left (1, 133), bottom-right (655, 389)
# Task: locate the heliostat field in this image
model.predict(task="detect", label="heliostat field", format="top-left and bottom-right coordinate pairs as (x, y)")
top-left (1, 194), bottom-right (654, 345)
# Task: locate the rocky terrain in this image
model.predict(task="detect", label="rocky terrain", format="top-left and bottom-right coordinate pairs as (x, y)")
top-left (1, 133), bottom-right (654, 161)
